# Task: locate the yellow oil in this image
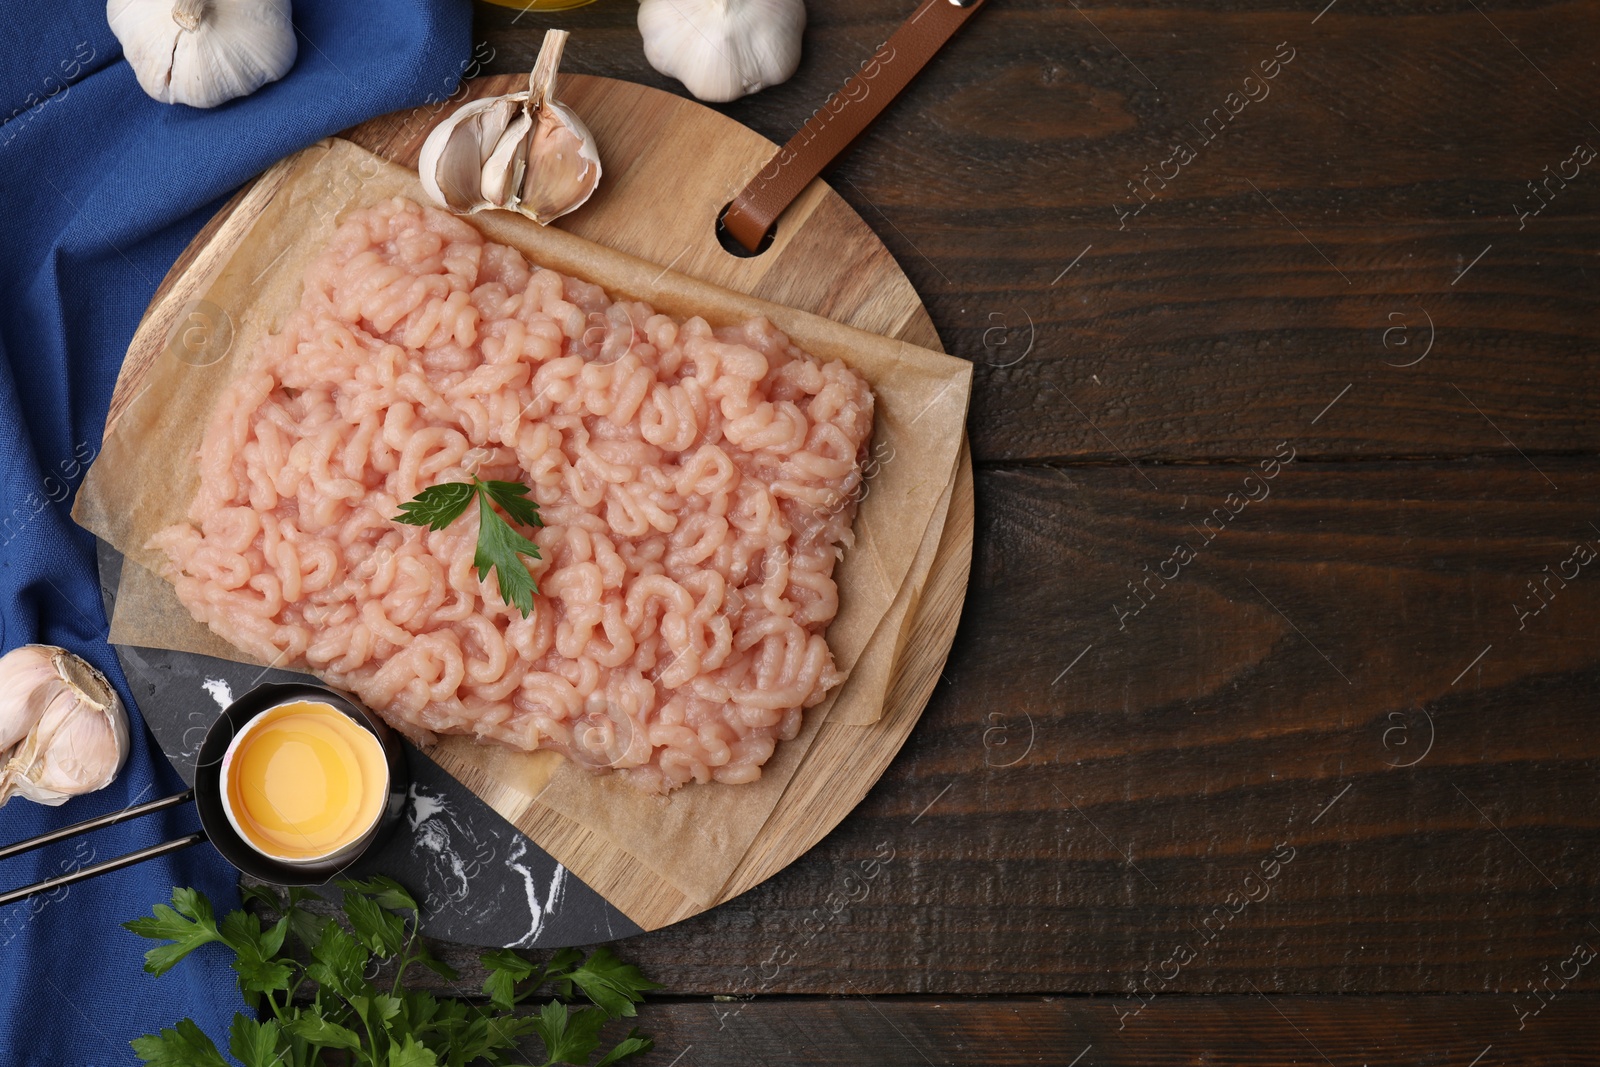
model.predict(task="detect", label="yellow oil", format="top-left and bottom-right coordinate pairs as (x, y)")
top-left (225, 701), bottom-right (386, 860)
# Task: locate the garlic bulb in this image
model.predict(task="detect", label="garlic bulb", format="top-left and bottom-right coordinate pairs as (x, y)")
top-left (107, 0), bottom-right (297, 109)
top-left (419, 30), bottom-right (601, 225)
top-left (0, 646), bottom-right (130, 808)
top-left (638, 0), bottom-right (805, 103)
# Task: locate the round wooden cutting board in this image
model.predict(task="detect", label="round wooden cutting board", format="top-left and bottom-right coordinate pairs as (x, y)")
top-left (105, 75), bottom-right (973, 941)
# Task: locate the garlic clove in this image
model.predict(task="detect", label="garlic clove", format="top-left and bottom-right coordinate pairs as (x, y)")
top-left (0, 645), bottom-right (68, 753)
top-left (0, 646), bottom-right (130, 808)
top-left (5, 689), bottom-right (124, 805)
top-left (471, 98), bottom-right (525, 168)
top-left (417, 29), bottom-right (602, 226)
top-left (519, 100), bottom-right (602, 224)
top-left (419, 96), bottom-right (523, 212)
top-left (515, 29), bottom-right (602, 223)
top-left (108, 0), bottom-right (298, 110)
top-left (637, 0), bottom-right (806, 104)
top-left (480, 112), bottom-right (535, 211)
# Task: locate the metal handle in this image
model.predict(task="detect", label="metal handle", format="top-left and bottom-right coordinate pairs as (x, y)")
top-left (0, 789), bottom-right (203, 907)
top-left (0, 832), bottom-right (207, 908)
top-left (0, 789), bottom-right (194, 863)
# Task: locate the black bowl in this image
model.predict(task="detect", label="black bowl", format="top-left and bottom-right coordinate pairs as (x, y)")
top-left (192, 681), bottom-right (409, 885)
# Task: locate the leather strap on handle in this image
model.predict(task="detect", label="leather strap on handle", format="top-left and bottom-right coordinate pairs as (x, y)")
top-left (722, 0), bottom-right (990, 253)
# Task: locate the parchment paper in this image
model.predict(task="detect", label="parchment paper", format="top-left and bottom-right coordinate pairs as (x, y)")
top-left (76, 138), bottom-right (970, 906)
top-left (826, 443), bottom-right (958, 726)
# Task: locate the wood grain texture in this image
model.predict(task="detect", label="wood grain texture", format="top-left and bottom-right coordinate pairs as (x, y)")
top-left (441, 0), bottom-right (1600, 1051)
top-left (113, 0), bottom-right (1600, 1046)
top-left (408, 460), bottom-right (1600, 995)
top-left (521, 995), bottom-right (1600, 1066)
top-left (311, 964), bottom-right (1597, 1065)
top-left (328, 0), bottom-right (1600, 1013)
top-left (476, 1), bottom-right (1600, 463)
top-left (106, 73), bottom-right (973, 932)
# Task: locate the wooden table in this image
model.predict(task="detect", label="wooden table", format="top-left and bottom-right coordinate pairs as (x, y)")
top-left (437, 2), bottom-right (1600, 1062)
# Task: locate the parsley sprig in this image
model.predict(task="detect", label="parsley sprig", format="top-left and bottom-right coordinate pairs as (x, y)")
top-left (124, 878), bottom-right (659, 1067)
top-left (395, 478), bottom-right (544, 617)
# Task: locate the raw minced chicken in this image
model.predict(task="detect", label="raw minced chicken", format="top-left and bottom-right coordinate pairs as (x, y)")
top-left (152, 197), bottom-right (874, 793)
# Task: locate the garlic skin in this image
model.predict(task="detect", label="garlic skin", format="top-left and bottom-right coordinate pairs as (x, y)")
top-left (521, 99), bottom-right (599, 222)
top-left (638, 0), bottom-right (806, 103)
top-left (0, 646), bottom-right (64, 752)
top-left (0, 646), bottom-right (130, 808)
top-left (420, 96), bottom-right (524, 212)
top-left (418, 30), bottom-right (601, 225)
top-left (108, 0), bottom-right (297, 109)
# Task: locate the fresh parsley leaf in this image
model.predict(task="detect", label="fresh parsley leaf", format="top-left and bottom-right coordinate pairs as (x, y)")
top-left (306, 922), bottom-right (370, 1001)
top-left (531, 1001), bottom-right (606, 1066)
top-left (374, 993), bottom-right (407, 1023)
top-left (415, 940), bottom-right (460, 981)
top-left (132, 881), bottom-right (657, 1067)
top-left (220, 911), bottom-right (293, 996)
top-left (482, 970), bottom-right (520, 1013)
top-left (481, 948), bottom-right (538, 1010)
top-left (562, 949), bottom-right (662, 1020)
top-left (480, 949), bottom-right (538, 976)
top-left (287, 886), bottom-right (323, 907)
top-left (233, 951), bottom-right (294, 1000)
top-left (130, 1018), bottom-right (229, 1067)
top-left (238, 884), bottom-right (283, 914)
top-left (228, 1015), bottom-right (285, 1067)
top-left (369, 991), bottom-right (403, 1043)
top-left (595, 1029), bottom-right (655, 1067)
top-left (123, 887), bottom-right (223, 977)
top-left (439, 1007), bottom-right (538, 1067)
top-left (285, 890), bottom-right (333, 953)
top-left (474, 490), bottom-right (542, 616)
top-left (340, 991), bottom-right (405, 1057)
top-left (340, 875), bottom-right (420, 914)
top-left (388, 1034), bottom-right (441, 1067)
top-left (422, 1001), bottom-right (476, 1067)
top-left (478, 478), bottom-right (543, 529)
top-left (342, 887), bottom-right (409, 957)
top-left (245, 883), bottom-right (329, 953)
top-left (282, 1011), bottom-right (362, 1051)
top-left (394, 481), bottom-right (476, 531)
top-left (543, 948), bottom-right (586, 981)
top-left (397, 989), bottom-right (445, 1040)
top-left (393, 479), bottom-right (542, 615)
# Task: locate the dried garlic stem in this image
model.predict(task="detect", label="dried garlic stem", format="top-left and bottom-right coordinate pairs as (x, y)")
top-left (529, 29), bottom-right (570, 110)
top-left (171, 0), bottom-right (207, 32)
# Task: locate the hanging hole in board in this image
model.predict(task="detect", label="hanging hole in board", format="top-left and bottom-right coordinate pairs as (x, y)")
top-left (716, 201), bottom-right (776, 259)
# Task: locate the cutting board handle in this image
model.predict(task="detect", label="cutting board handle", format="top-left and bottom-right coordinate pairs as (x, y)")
top-left (721, 0), bottom-right (989, 254)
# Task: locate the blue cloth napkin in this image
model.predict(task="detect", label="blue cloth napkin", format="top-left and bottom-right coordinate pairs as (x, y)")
top-left (0, 2), bottom-right (471, 1062)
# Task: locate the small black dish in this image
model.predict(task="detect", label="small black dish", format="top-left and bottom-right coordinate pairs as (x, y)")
top-left (193, 681), bottom-right (410, 886)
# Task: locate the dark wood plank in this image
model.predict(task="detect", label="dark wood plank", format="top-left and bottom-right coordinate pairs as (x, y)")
top-left (401, 0), bottom-right (1600, 1041)
top-left (521, 995), bottom-right (1600, 1066)
top-left (475, 1), bottom-right (1600, 462)
top-left (402, 460), bottom-right (1600, 994)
